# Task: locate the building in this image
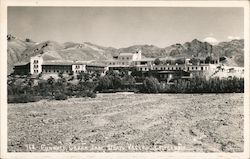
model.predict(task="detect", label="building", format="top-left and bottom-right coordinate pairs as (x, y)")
top-left (105, 50), bottom-right (142, 67)
top-left (13, 62), bottom-right (30, 75)
top-left (13, 50), bottom-right (244, 80)
top-left (42, 61), bottom-right (73, 74)
top-left (13, 54), bottom-right (108, 76)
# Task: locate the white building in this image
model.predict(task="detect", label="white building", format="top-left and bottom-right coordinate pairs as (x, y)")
top-left (30, 55), bottom-right (43, 75)
top-left (105, 50), bottom-right (142, 66)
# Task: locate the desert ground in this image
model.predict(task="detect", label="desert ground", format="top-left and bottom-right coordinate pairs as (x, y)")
top-left (8, 93), bottom-right (244, 152)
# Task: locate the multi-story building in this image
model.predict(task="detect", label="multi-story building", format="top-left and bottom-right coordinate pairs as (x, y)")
top-left (13, 50), bottom-right (244, 80)
top-left (30, 55), bottom-right (43, 74)
top-left (14, 54), bottom-right (108, 76)
top-left (105, 50), bottom-right (142, 67)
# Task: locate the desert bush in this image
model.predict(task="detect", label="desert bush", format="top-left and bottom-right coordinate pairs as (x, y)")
top-left (54, 93), bottom-right (67, 100)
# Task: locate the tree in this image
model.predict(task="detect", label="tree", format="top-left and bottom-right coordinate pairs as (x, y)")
top-left (143, 77), bottom-right (160, 93)
top-left (47, 76), bottom-right (55, 85)
top-left (175, 58), bottom-right (185, 65)
top-left (121, 75), bottom-right (136, 89)
top-left (154, 58), bottom-right (161, 65)
top-left (165, 59), bottom-right (172, 65)
top-left (98, 76), bottom-right (113, 90)
top-left (58, 71), bottom-right (64, 79)
top-left (25, 38), bottom-right (31, 42)
top-left (77, 72), bottom-right (90, 82)
top-left (189, 58), bottom-right (199, 65)
top-left (112, 76), bottom-right (122, 89)
top-left (205, 56), bottom-right (212, 64)
top-left (47, 76), bottom-right (56, 95)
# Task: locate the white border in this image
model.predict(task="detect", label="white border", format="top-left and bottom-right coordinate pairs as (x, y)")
top-left (1, 1), bottom-right (249, 159)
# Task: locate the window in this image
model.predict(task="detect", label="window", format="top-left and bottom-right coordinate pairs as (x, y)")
top-left (201, 67), bottom-right (203, 70)
top-left (196, 67), bottom-right (198, 70)
top-left (127, 57), bottom-right (129, 60)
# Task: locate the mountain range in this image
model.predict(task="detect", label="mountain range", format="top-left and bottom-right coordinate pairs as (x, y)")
top-left (7, 34), bottom-right (244, 74)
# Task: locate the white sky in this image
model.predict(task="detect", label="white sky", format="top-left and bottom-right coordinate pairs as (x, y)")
top-left (8, 7), bottom-right (244, 48)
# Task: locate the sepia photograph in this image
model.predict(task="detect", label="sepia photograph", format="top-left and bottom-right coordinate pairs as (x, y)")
top-left (1, 0), bottom-right (249, 159)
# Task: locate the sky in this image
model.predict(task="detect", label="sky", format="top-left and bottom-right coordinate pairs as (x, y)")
top-left (8, 7), bottom-right (244, 48)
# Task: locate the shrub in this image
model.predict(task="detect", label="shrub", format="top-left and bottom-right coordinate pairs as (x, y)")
top-left (76, 90), bottom-right (87, 97)
top-left (86, 91), bottom-right (97, 98)
top-left (8, 94), bottom-right (41, 103)
top-left (54, 93), bottom-right (67, 100)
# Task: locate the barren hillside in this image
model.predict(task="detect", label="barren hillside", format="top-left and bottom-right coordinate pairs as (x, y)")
top-left (7, 34), bottom-right (244, 74)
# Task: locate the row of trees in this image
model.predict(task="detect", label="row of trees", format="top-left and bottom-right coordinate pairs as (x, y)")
top-left (8, 70), bottom-right (244, 103)
top-left (96, 70), bottom-right (136, 92)
top-left (139, 76), bottom-right (244, 93)
top-left (8, 72), bottom-right (98, 103)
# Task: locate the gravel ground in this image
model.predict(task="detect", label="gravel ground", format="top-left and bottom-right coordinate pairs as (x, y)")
top-left (8, 93), bottom-right (244, 152)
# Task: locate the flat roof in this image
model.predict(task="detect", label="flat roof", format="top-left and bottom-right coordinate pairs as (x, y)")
top-left (119, 53), bottom-right (134, 56)
top-left (14, 62), bottom-right (30, 66)
top-left (108, 65), bottom-right (132, 68)
top-left (42, 60), bottom-right (90, 66)
top-left (42, 61), bottom-right (74, 66)
top-left (133, 58), bottom-right (155, 61)
top-left (86, 64), bottom-right (107, 67)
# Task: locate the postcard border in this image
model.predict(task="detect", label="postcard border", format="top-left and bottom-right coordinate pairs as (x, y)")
top-left (1, 1), bottom-right (249, 159)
